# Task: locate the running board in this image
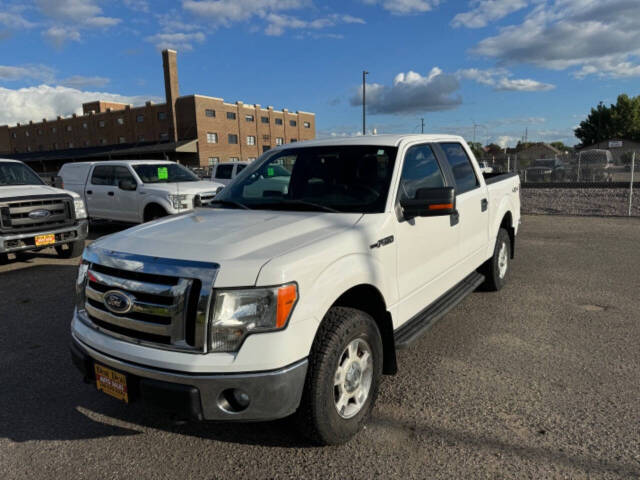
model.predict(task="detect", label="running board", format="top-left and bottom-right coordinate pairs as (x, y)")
top-left (394, 272), bottom-right (485, 349)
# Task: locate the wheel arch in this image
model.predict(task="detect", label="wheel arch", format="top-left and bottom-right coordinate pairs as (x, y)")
top-left (499, 210), bottom-right (515, 259)
top-left (143, 201), bottom-right (169, 222)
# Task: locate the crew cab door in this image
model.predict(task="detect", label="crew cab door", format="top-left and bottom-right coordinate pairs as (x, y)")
top-left (435, 142), bottom-right (490, 270)
top-left (86, 165), bottom-right (115, 219)
top-left (113, 166), bottom-right (140, 222)
top-left (394, 143), bottom-right (460, 323)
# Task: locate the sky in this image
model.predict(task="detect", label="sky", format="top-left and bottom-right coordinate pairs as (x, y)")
top-left (1, 0), bottom-right (639, 147)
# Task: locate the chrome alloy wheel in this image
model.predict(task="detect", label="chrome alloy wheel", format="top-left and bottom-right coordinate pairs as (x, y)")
top-left (334, 338), bottom-right (373, 419)
top-left (498, 241), bottom-right (508, 279)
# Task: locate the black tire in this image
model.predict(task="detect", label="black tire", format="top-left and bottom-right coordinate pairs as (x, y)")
top-left (144, 204), bottom-right (168, 222)
top-left (0, 253), bottom-right (8, 265)
top-left (295, 306), bottom-right (383, 445)
top-left (480, 227), bottom-right (511, 291)
top-left (55, 240), bottom-right (84, 259)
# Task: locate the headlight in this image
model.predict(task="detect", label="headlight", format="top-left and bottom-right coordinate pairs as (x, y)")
top-left (209, 283), bottom-right (298, 352)
top-left (75, 260), bottom-right (89, 312)
top-left (73, 198), bottom-right (87, 219)
top-left (167, 194), bottom-right (189, 209)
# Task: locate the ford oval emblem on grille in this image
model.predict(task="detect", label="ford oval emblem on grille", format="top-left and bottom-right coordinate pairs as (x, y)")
top-left (28, 209), bottom-right (51, 219)
top-left (103, 290), bottom-right (134, 315)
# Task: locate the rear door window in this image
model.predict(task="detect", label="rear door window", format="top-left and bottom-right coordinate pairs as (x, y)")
top-left (215, 164), bottom-right (234, 179)
top-left (439, 143), bottom-right (479, 194)
top-left (91, 166), bottom-right (115, 186)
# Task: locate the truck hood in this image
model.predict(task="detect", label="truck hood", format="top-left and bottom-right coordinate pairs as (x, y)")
top-left (140, 180), bottom-right (223, 196)
top-left (0, 184), bottom-right (80, 200)
top-left (91, 209), bottom-right (363, 286)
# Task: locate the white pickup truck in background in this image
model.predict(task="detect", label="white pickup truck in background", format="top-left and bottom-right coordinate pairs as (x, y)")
top-left (59, 160), bottom-right (224, 223)
top-left (70, 134), bottom-right (520, 445)
top-left (0, 159), bottom-right (88, 263)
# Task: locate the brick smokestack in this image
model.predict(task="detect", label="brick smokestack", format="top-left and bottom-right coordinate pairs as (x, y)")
top-left (162, 49), bottom-right (179, 142)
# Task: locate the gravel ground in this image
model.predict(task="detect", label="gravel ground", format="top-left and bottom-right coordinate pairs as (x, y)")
top-left (522, 188), bottom-right (640, 217)
top-left (1, 216), bottom-right (639, 479)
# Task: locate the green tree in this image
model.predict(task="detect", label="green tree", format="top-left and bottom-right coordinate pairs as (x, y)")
top-left (550, 141), bottom-right (570, 152)
top-left (575, 94), bottom-right (640, 146)
top-left (467, 141), bottom-right (484, 159)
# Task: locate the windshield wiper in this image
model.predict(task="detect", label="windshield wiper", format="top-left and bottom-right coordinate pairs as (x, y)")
top-left (277, 199), bottom-right (341, 213)
top-left (210, 199), bottom-right (251, 210)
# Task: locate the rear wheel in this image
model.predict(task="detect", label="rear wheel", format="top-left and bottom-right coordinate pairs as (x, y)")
top-left (480, 227), bottom-right (511, 291)
top-left (296, 306), bottom-right (383, 445)
top-left (55, 240), bottom-right (84, 259)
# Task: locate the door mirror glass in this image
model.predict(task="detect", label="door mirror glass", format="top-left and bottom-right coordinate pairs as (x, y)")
top-left (400, 186), bottom-right (456, 219)
top-left (118, 179), bottom-right (137, 191)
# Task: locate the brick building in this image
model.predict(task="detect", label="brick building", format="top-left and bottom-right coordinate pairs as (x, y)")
top-left (0, 50), bottom-right (315, 173)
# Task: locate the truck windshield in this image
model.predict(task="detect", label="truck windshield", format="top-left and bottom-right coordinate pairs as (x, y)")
top-left (132, 163), bottom-right (199, 183)
top-left (211, 145), bottom-right (398, 213)
top-left (0, 162), bottom-right (44, 186)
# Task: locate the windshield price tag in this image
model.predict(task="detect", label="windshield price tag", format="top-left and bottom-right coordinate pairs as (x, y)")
top-left (267, 167), bottom-right (274, 177)
top-left (157, 167), bottom-right (168, 180)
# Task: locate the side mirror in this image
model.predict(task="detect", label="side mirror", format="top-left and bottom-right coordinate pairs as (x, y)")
top-left (52, 175), bottom-right (64, 189)
top-left (400, 186), bottom-right (456, 219)
top-left (118, 179), bottom-right (137, 191)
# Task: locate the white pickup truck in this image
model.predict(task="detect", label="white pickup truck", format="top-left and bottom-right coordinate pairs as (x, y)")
top-left (70, 135), bottom-right (520, 445)
top-left (1, 159), bottom-right (88, 263)
top-left (59, 160), bottom-right (223, 223)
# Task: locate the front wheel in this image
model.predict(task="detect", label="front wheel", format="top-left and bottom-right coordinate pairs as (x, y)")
top-left (295, 307), bottom-right (383, 445)
top-left (55, 240), bottom-right (85, 259)
top-left (480, 227), bottom-right (511, 291)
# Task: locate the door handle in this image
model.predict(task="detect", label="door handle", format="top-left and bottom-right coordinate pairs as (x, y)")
top-left (86, 190), bottom-right (92, 195)
top-left (481, 198), bottom-right (488, 212)
top-left (450, 211), bottom-right (459, 227)
top-left (108, 191), bottom-right (115, 197)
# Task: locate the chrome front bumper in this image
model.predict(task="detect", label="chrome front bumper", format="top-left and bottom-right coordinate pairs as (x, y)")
top-left (71, 334), bottom-right (308, 421)
top-left (0, 220), bottom-right (88, 254)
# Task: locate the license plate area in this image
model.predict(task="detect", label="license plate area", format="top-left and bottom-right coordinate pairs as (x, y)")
top-left (94, 363), bottom-right (129, 403)
top-left (34, 233), bottom-right (56, 246)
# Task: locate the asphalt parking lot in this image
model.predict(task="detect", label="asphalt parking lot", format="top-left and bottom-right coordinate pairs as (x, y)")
top-left (1, 215), bottom-right (639, 479)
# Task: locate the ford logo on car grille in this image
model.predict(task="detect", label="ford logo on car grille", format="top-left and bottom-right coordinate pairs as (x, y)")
top-left (28, 209), bottom-right (51, 219)
top-left (103, 290), bottom-right (134, 315)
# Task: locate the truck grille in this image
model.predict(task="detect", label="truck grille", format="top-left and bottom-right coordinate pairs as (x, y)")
top-left (0, 195), bottom-right (74, 233)
top-left (198, 191), bottom-right (217, 206)
top-left (82, 263), bottom-right (205, 352)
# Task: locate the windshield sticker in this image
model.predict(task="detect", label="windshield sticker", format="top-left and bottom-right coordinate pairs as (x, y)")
top-left (267, 167), bottom-right (274, 177)
top-left (157, 167), bottom-right (168, 180)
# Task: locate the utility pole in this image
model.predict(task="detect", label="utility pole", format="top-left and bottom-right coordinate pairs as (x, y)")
top-left (421, 118), bottom-right (425, 134)
top-left (362, 71), bottom-right (369, 136)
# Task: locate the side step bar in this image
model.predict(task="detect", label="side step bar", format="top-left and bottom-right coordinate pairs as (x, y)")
top-left (394, 271), bottom-right (485, 349)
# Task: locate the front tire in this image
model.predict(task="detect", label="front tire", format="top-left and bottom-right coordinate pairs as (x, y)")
top-left (144, 204), bottom-right (168, 222)
top-left (55, 240), bottom-right (84, 259)
top-left (296, 307), bottom-right (383, 445)
top-left (480, 227), bottom-right (511, 291)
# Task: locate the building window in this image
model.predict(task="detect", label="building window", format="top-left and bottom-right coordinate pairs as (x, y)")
top-left (275, 118), bottom-right (283, 125)
top-left (290, 120), bottom-right (297, 127)
top-left (304, 121), bottom-right (311, 128)
top-left (206, 132), bottom-right (218, 143)
top-left (291, 138), bottom-right (297, 143)
top-left (119, 136), bottom-right (126, 144)
top-left (137, 115), bottom-right (144, 123)
top-left (160, 132), bottom-right (169, 140)
top-left (245, 114), bottom-right (254, 122)
top-left (205, 109), bottom-right (215, 117)
top-left (37, 129), bottom-right (43, 135)
top-left (261, 116), bottom-right (269, 124)
top-left (52, 126), bottom-right (57, 133)
top-left (66, 125), bottom-right (72, 132)
top-left (25, 130), bottom-right (30, 137)
top-left (68, 142), bottom-right (74, 148)
top-left (248, 157), bottom-right (256, 162)
top-left (246, 136), bottom-right (256, 146)
top-left (229, 157), bottom-right (239, 162)
top-left (82, 122), bottom-right (88, 129)
top-left (138, 135), bottom-right (145, 142)
top-left (208, 157), bottom-right (219, 166)
top-left (275, 137), bottom-right (284, 146)
top-left (100, 139), bottom-right (106, 145)
top-left (263, 145), bottom-right (271, 153)
top-left (226, 112), bottom-right (236, 120)
top-left (11, 132), bottom-right (16, 138)
top-left (117, 117), bottom-right (124, 125)
top-left (98, 121), bottom-right (105, 128)
top-left (228, 134), bottom-right (238, 144)
top-left (27, 146), bottom-right (32, 152)
top-left (53, 143), bottom-right (59, 149)
top-left (158, 111), bottom-right (167, 120)
top-left (84, 141), bottom-right (90, 146)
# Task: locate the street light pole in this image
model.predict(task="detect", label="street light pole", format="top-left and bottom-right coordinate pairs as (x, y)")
top-left (421, 118), bottom-right (425, 134)
top-left (362, 70), bottom-right (368, 136)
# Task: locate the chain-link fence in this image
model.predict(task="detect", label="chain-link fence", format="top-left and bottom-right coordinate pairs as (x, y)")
top-left (479, 143), bottom-right (638, 217)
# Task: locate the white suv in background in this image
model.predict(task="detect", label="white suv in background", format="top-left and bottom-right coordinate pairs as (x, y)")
top-left (211, 162), bottom-right (249, 186)
top-left (59, 160), bottom-right (224, 223)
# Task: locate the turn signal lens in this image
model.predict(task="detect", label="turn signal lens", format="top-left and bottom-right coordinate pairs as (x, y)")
top-left (276, 284), bottom-right (298, 328)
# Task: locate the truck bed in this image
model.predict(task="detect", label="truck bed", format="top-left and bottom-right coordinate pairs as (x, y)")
top-left (483, 171), bottom-right (519, 185)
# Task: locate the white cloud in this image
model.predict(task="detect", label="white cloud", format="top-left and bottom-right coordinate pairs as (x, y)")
top-left (0, 10), bottom-right (36, 29)
top-left (0, 65), bottom-right (55, 83)
top-left (60, 75), bottom-right (110, 88)
top-left (42, 27), bottom-right (81, 48)
top-left (145, 32), bottom-right (206, 51)
top-left (452, 0), bottom-right (528, 28)
top-left (350, 67), bottom-right (461, 114)
top-left (182, 0), bottom-right (310, 26)
top-left (496, 135), bottom-right (516, 148)
top-left (123, 0), bottom-right (150, 12)
top-left (265, 13), bottom-right (365, 36)
top-left (458, 67), bottom-right (555, 91)
top-left (361, 0), bottom-right (440, 15)
top-left (472, 0), bottom-right (640, 78)
top-left (0, 84), bottom-right (157, 126)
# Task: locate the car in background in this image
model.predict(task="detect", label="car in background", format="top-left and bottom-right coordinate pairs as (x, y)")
top-left (576, 149), bottom-right (614, 182)
top-left (58, 160), bottom-right (223, 223)
top-left (0, 159), bottom-right (88, 263)
top-left (211, 162), bottom-right (249, 186)
top-left (525, 158), bottom-right (565, 182)
top-left (478, 161), bottom-right (494, 174)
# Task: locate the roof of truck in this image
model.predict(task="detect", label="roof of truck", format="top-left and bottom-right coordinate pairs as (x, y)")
top-left (0, 158), bottom-right (23, 163)
top-left (276, 134), bottom-right (465, 149)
